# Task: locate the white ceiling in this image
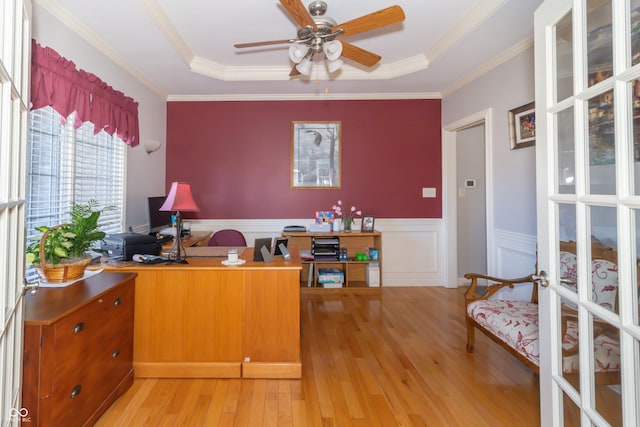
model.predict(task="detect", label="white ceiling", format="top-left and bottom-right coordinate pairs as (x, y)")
top-left (34, 0), bottom-right (543, 100)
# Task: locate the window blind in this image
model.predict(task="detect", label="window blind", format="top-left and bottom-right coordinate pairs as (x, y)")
top-left (26, 106), bottom-right (125, 244)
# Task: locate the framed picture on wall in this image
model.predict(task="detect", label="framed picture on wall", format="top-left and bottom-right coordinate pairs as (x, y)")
top-left (361, 215), bottom-right (375, 232)
top-left (291, 121), bottom-right (341, 189)
top-left (508, 102), bottom-right (535, 149)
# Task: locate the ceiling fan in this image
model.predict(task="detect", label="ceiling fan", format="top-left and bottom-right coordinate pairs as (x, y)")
top-left (233, 0), bottom-right (405, 76)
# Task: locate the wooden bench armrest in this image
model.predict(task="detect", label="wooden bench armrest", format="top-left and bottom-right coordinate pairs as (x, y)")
top-left (464, 273), bottom-right (535, 304)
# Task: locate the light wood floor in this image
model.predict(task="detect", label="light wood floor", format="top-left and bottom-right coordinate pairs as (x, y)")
top-left (96, 287), bottom-right (541, 426)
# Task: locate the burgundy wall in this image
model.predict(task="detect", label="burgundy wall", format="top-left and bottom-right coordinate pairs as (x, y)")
top-left (166, 99), bottom-right (442, 219)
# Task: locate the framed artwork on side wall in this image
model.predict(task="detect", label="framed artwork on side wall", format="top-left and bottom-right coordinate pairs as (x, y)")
top-left (291, 121), bottom-right (341, 188)
top-left (508, 102), bottom-right (535, 149)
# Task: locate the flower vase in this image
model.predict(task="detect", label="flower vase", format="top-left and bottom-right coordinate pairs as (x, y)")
top-left (343, 218), bottom-right (352, 232)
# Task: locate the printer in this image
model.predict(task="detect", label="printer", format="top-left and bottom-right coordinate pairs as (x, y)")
top-left (101, 233), bottom-right (162, 261)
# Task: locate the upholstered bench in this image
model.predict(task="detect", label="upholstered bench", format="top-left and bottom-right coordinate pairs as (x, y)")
top-left (464, 241), bottom-right (620, 382)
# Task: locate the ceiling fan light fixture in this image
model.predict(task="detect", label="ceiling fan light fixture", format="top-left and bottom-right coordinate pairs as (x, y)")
top-left (235, 3), bottom-right (405, 79)
top-left (322, 40), bottom-right (342, 61)
top-left (296, 57), bottom-right (313, 75)
top-left (327, 58), bottom-right (343, 73)
top-left (289, 44), bottom-right (310, 64)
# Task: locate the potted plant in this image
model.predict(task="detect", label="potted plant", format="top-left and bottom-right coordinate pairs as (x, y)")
top-left (26, 200), bottom-right (108, 283)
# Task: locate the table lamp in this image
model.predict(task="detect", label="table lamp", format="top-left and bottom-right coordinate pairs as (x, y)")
top-left (160, 182), bottom-right (200, 263)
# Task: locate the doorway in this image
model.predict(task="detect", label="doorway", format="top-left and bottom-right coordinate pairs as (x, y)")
top-left (456, 124), bottom-right (487, 283)
top-left (443, 109), bottom-right (494, 288)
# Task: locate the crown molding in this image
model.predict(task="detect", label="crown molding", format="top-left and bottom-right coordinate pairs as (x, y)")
top-left (137, 0), bottom-right (193, 65)
top-left (426, 0), bottom-right (509, 64)
top-left (167, 92), bottom-right (441, 102)
top-left (189, 54), bottom-right (428, 82)
top-left (441, 36), bottom-right (533, 98)
top-left (35, 0), bottom-right (168, 99)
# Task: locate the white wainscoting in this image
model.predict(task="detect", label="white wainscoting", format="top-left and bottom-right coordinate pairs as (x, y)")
top-left (490, 228), bottom-right (537, 300)
top-left (493, 228), bottom-right (538, 277)
top-left (135, 220), bottom-right (536, 290)
top-left (180, 218), bottom-right (446, 287)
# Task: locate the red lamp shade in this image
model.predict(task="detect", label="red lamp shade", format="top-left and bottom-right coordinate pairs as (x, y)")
top-left (160, 182), bottom-right (200, 212)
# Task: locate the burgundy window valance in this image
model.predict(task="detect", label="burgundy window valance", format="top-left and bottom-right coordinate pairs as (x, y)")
top-left (30, 40), bottom-right (139, 146)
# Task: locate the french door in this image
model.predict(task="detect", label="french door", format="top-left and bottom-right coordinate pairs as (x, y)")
top-left (535, 0), bottom-right (640, 425)
top-left (0, 0), bottom-right (30, 425)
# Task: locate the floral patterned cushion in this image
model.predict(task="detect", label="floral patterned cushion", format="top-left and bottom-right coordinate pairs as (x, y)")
top-left (561, 320), bottom-right (620, 373)
top-left (591, 259), bottom-right (618, 310)
top-left (559, 251), bottom-right (618, 311)
top-left (468, 300), bottom-right (620, 373)
top-left (467, 300), bottom-right (540, 366)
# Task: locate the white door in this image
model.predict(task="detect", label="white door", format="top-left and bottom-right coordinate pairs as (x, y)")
top-left (535, 0), bottom-right (640, 425)
top-left (0, 0), bottom-right (31, 425)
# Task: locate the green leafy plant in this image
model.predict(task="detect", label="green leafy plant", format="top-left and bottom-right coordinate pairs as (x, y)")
top-left (26, 200), bottom-right (108, 265)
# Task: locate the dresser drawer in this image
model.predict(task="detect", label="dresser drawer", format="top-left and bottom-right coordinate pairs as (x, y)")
top-left (52, 280), bottom-right (134, 382)
top-left (52, 280), bottom-right (133, 355)
top-left (49, 335), bottom-right (133, 426)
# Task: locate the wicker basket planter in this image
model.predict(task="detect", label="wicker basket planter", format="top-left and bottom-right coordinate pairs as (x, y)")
top-left (33, 224), bottom-right (92, 283)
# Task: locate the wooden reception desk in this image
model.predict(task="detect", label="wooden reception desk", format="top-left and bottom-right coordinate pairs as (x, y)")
top-left (98, 248), bottom-right (302, 379)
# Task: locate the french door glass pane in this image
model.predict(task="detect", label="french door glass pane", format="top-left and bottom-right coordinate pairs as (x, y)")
top-left (632, 79), bottom-right (640, 196)
top-left (589, 205), bottom-right (618, 312)
top-left (562, 389), bottom-right (580, 426)
top-left (632, 1), bottom-right (640, 66)
top-left (559, 203), bottom-right (577, 243)
top-left (635, 208), bottom-right (640, 327)
top-left (556, 11), bottom-right (574, 102)
top-left (560, 295), bottom-right (580, 390)
top-left (557, 107), bottom-right (576, 194)
top-left (634, 339), bottom-right (640, 424)
top-left (589, 90), bottom-right (615, 195)
top-left (590, 314), bottom-right (622, 426)
top-left (587, 0), bottom-right (612, 88)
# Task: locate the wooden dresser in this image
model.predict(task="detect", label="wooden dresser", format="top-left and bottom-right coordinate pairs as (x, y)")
top-left (22, 272), bottom-right (136, 427)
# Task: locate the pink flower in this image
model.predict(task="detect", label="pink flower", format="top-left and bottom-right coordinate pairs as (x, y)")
top-left (332, 200), bottom-right (361, 220)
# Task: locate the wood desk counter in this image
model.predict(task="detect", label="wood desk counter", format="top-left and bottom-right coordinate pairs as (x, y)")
top-left (97, 248), bottom-right (302, 379)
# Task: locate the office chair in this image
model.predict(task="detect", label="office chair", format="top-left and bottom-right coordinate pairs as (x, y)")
top-left (208, 229), bottom-right (247, 246)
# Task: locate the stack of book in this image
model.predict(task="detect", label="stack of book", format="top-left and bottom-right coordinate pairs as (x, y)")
top-left (317, 268), bottom-right (344, 288)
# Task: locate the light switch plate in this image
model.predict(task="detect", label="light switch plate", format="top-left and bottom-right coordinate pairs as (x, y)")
top-left (422, 187), bottom-right (436, 198)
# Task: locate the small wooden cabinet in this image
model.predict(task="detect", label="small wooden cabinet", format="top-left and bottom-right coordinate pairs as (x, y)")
top-left (283, 231), bottom-right (382, 289)
top-left (22, 272), bottom-right (136, 427)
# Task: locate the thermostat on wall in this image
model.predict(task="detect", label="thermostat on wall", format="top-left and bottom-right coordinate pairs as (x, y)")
top-left (464, 179), bottom-right (476, 189)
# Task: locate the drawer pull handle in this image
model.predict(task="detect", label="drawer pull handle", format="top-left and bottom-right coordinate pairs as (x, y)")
top-left (70, 385), bottom-right (81, 399)
top-left (114, 297), bottom-right (121, 307)
top-left (73, 322), bottom-right (84, 334)
top-left (112, 348), bottom-right (120, 358)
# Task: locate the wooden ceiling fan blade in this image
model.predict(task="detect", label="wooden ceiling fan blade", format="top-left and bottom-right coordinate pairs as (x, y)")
top-left (279, 0), bottom-right (317, 30)
top-left (334, 5), bottom-right (405, 37)
top-left (234, 39), bottom-right (296, 48)
top-left (341, 42), bottom-right (382, 67)
top-left (289, 65), bottom-right (301, 76)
